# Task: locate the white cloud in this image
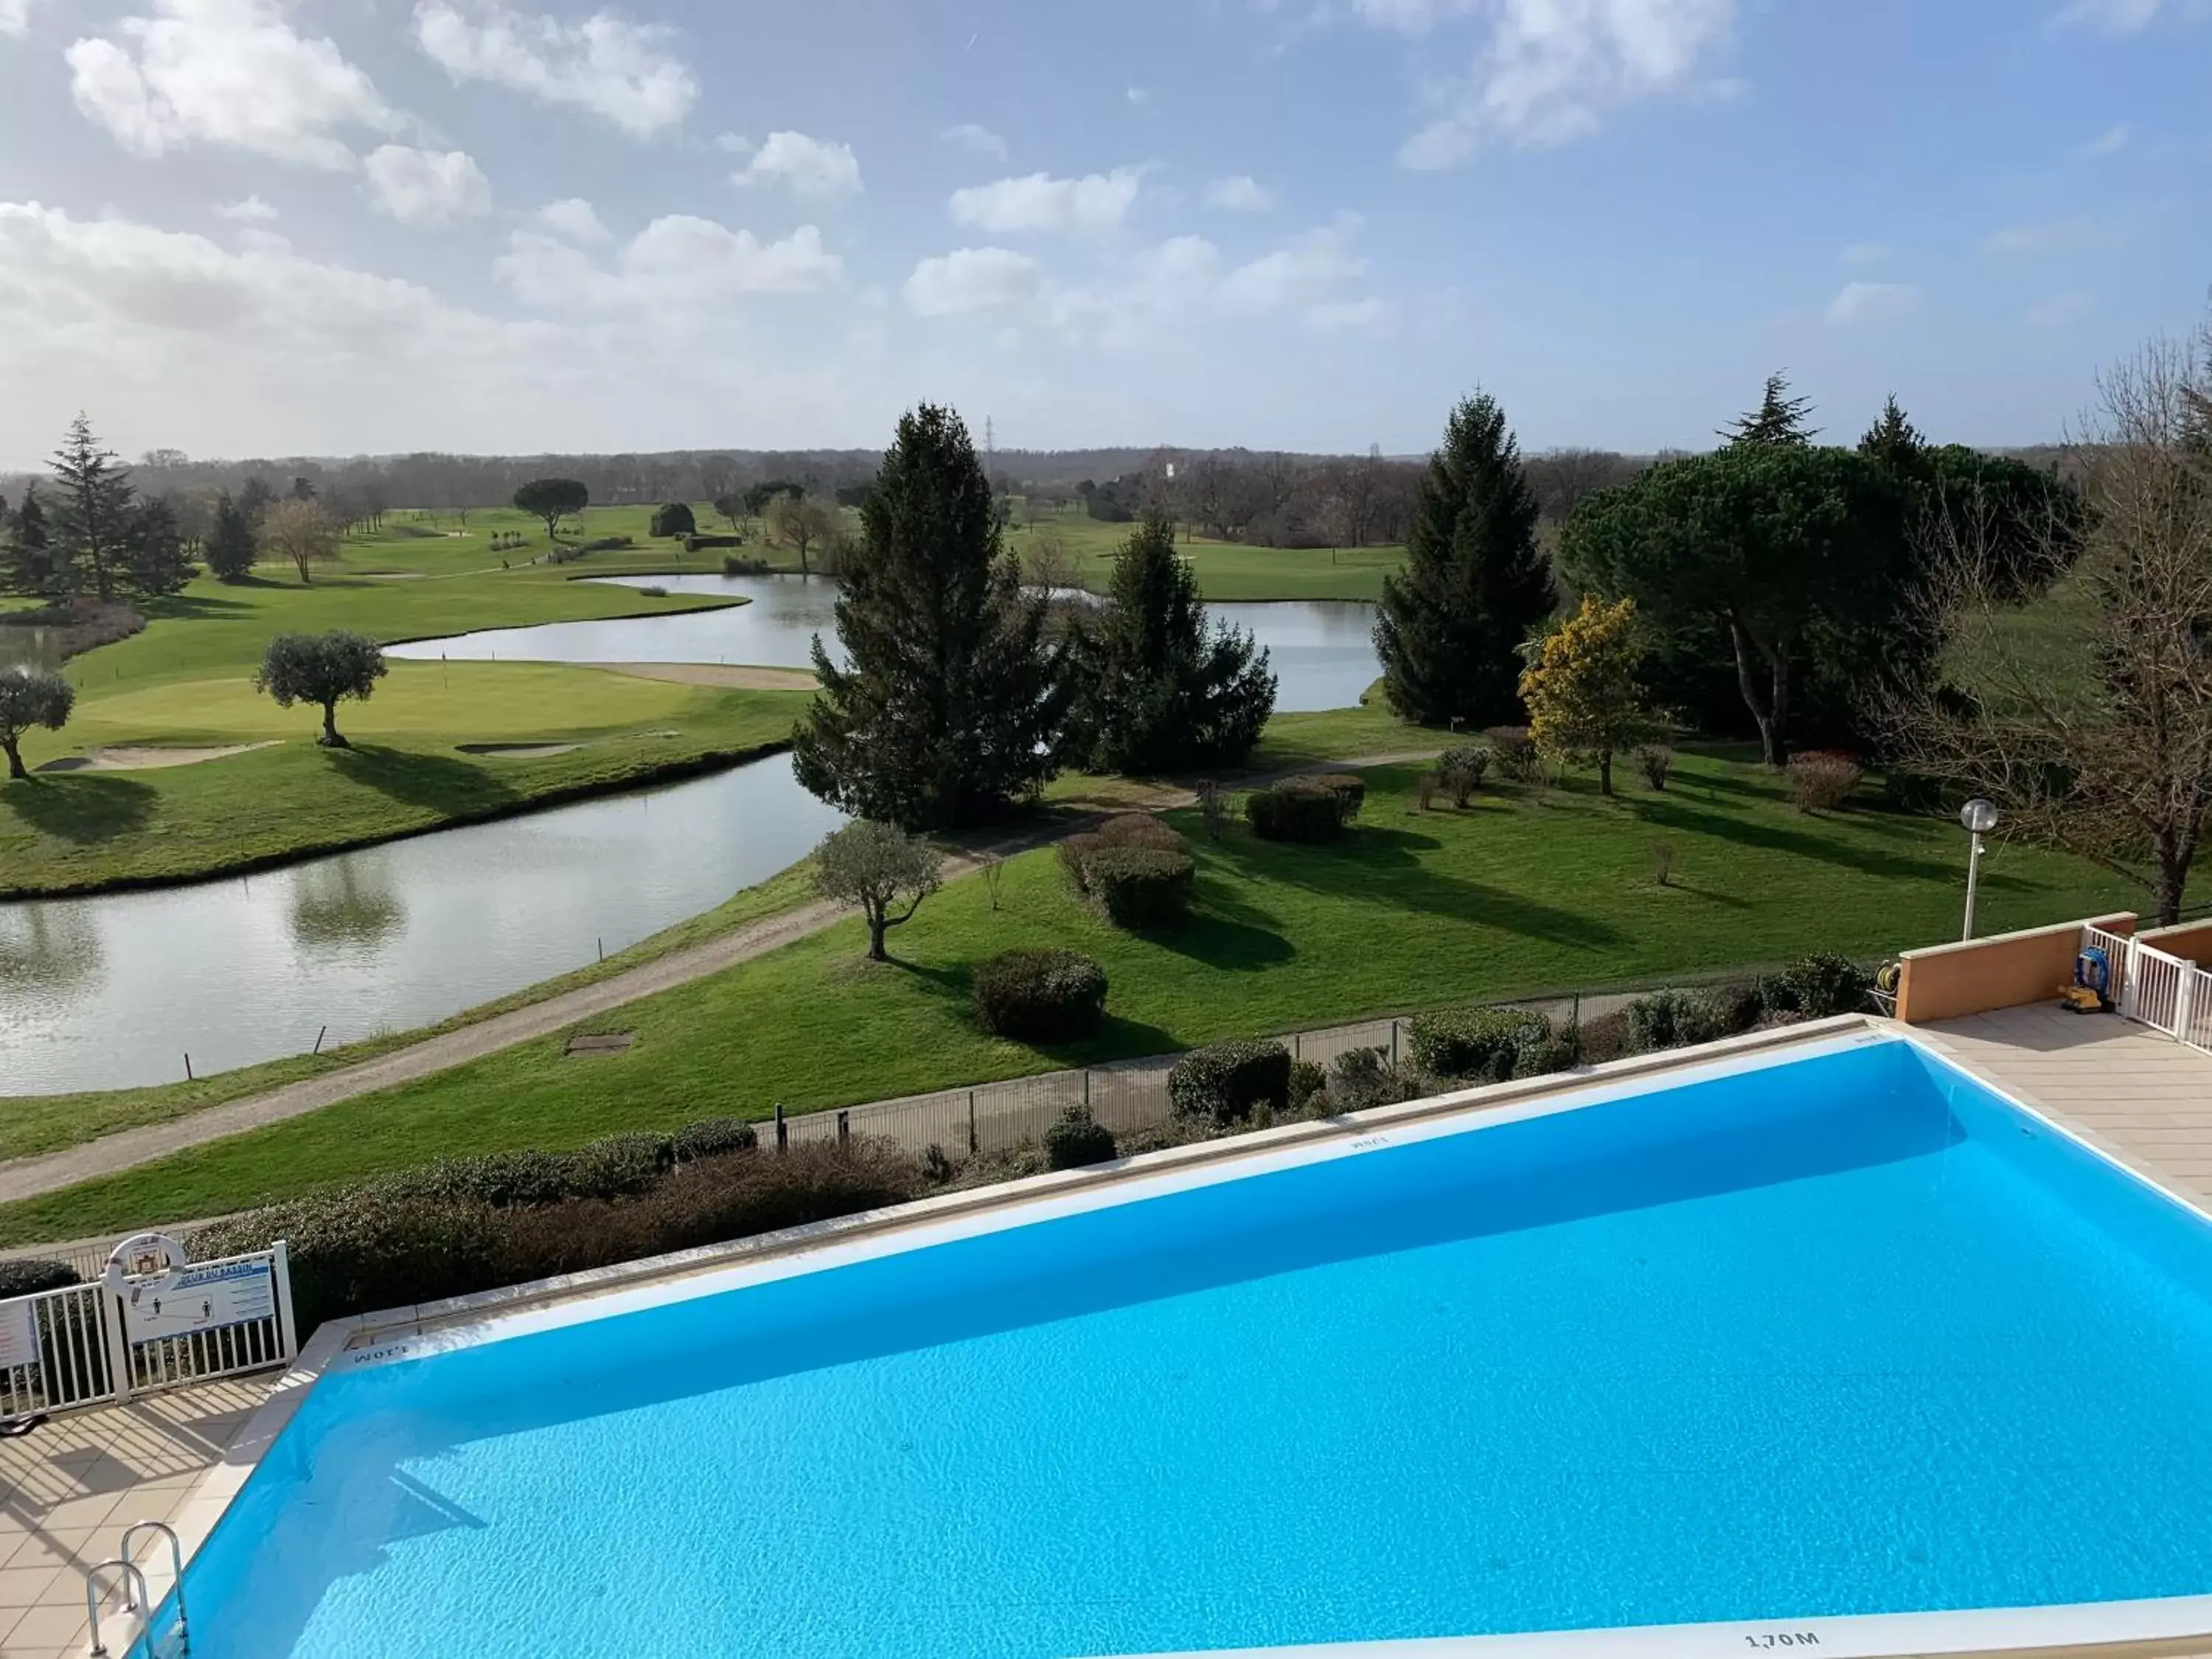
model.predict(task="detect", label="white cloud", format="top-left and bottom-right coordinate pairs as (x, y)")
top-left (534, 197), bottom-right (609, 244)
top-left (942, 123), bottom-right (1009, 160)
top-left (733, 131), bottom-right (862, 200)
top-left (2079, 122), bottom-right (2130, 157)
top-left (949, 169), bottom-right (1141, 235)
top-left (1826, 281), bottom-right (1921, 327)
top-left (67, 0), bottom-right (399, 169)
top-left (904, 247), bottom-right (1044, 316)
top-left (1206, 175), bottom-right (1274, 212)
top-left (1841, 240), bottom-right (1889, 265)
top-left (498, 216), bottom-right (841, 310)
top-left (1394, 0), bottom-right (1736, 169)
top-left (0, 200), bottom-right (541, 453)
top-left (2026, 291), bottom-right (2096, 330)
top-left (364, 145), bottom-right (492, 226)
top-left (2059, 0), bottom-right (2163, 32)
top-left (215, 194), bottom-right (278, 222)
top-left (1040, 226), bottom-right (1384, 341)
top-left (0, 0), bottom-right (35, 36)
top-left (1126, 86), bottom-right (1150, 105)
top-left (713, 131), bottom-right (751, 153)
top-left (412, 1), bottom-right (697, 139)
top-left (1220, 226), bottom-right (1369, 313)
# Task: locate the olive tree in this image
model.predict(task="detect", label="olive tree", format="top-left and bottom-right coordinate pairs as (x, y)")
top-left (812, 820), bottom-right (945, 961)
top-left (0, 668), bottom-right (74, 779)
top-left (256, 631), bottom-right (388, 748)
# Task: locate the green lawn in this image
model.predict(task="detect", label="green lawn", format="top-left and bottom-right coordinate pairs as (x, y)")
top-left (1005, 507), bottom-right (1405, 601)
top-left (0, 666), bottom-right (811, 894)
top-left (0, 748), bottom-right (2140, 1246)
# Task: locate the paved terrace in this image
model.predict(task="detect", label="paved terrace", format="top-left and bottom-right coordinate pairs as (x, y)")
top-left (3, 1008), bottom-right (2209, 1659)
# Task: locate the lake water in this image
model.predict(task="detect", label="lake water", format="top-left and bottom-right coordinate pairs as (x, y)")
top-left (0, 755), bottom-right (845, 1096)
top-left (388, 574), bottom-right (1383, 714)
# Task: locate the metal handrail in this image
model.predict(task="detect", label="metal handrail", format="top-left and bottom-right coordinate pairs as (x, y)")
top-left (120, 1517), bottom-right (189, 1645)
top-left (84, 1558), bottom-right (151, 1659)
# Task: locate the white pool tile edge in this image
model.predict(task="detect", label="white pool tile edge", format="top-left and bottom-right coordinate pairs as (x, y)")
top-left (1114, 1595), bottom-right (2212, 1659)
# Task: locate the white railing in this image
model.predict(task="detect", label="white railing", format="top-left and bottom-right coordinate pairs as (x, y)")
top-left (0, 1243), bottom-right (294, 1419)
top-left (2087, 927), bottom-right (2212, 1059)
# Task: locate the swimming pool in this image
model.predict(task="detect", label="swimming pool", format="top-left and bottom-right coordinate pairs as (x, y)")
top-left (153, 1032), bottom-right (2212, 1658)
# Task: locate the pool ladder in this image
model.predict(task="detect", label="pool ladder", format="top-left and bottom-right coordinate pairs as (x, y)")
top-left (85, 1520), bottom-right (189, 1657)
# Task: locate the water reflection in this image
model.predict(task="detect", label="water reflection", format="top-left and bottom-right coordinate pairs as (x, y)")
top-left (288, 856), bottom-right (408, 954)
top-left (0, 625), bottom-right (65, 673)
top-left (0, 754), bottom-right (846, 1096)
top-left (386, 574), bottom-right (1382, 713)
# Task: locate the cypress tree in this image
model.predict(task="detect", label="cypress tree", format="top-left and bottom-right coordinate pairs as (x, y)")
top-left (3, 484), bottom-right (56, 595)
top-left (794, 404), bottom-right (1063, 830)
top-left (1374, 393), bottom-right (1553, 728)
top-left (1065, 510), bottom-right (1276, 774)
top-left (206, 491), bottom-right (258, 582)
top-left (122, 496), bottom-right (195, 597)
top-left (49, 414), bottom-right (136, 601)
top-left (1720, 372), bottom-right (1819, 448)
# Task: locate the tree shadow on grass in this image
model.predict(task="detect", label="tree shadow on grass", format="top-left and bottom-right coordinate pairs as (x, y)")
top-left (1206, 824), bottom-right (1624, 947)
top-left (1144, 905), bottom-right (1298, 971)
top-left (330, 743), bottom-right (519, 815)
top-left (1, 773), bottom-right (158, 844)
top-left (1629, 796), bottom-right (1957, 884)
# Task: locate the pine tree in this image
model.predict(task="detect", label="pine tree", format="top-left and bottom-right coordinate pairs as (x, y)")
top-left (122, 496), bottom-right (195, 597)
top-left (3, 484), bottom-right (57, 595)
top-left (1857, 394), bottom-right (1926, 470)
top-left (205, 491), bottom-right (258, 582)
top-left (1374, 393), bottom-right (1553, 728)
top-left (49, 414), bottom-right (136, 601)
top-left (1720, 372), bottom-right (1819, 448)
top-left (1065, 510), bottom-right (1277, 774)
top-left (793, 405), bottom-right (1064, 830)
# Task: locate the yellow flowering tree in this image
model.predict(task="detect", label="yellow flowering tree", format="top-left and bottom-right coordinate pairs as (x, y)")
top-left (1518, 595), bottom-right (1648, 796)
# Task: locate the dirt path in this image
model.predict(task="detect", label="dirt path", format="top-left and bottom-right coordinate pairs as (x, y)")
top-left (0, 751), bottom-right (1439, 1207)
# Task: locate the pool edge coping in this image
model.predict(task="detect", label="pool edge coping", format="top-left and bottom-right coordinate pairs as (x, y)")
top-left (162, 1012), bottom-right (2212, 1659)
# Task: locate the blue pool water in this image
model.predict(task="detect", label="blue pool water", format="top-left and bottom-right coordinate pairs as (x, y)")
top-left (165, 1038), bottom-right (2212, 1658)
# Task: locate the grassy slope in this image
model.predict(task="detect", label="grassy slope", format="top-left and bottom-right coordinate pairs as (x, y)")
top-left (0, 748), bottom-right (2138, 1245)
top-left (1004, 507), bottom-right (1406, 601)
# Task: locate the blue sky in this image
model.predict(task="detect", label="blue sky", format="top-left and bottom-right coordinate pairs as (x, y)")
top-left (0, 0), bottom-right (2205, 466)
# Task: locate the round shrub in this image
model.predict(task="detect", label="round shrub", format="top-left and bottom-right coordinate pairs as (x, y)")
top-left (1486, 726), bottom-right (1545, 784)
top-left (1044, 1107), bottom-right (1119, 1171)
top-left (1057, 831), bottom-right (1107, 896)
top-left (651, 502), bottom-right (698, 538)
top-left (1085, 846), bottom-right (1195, 929)
top-left (1406, 1007), bottom-right (1550, 1082)
top-left (672, 1117), bottom-right (759, 1163)
top-left (1634, 745), bottom-right (1674, 790)
top-left (973, 947), bottom-right (1110, 1042)
top-left (1245, 777), bottom-right (1354, 842)
top-left (560, 1133), bottom-right (675, 1201)
top-left (1169, 1039), bottom-right (1292, 1124)
top-left (1095, 813), bottom-right (1185, 852)
top-left (1324, 1046), bottom-right (1425, 1112)
top-left (0, 1257), bottom-right (80, 1298)
top-left (1787, 750), bottom-right (1864, 813)
top-left (1438, 745), bottom-right (1489, 806)
top-left (1780, 952), bottom-right (1871, 1018)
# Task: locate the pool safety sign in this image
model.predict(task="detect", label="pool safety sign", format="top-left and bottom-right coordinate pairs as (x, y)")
top-left (117, 1257), bottom-right (277, 1345)
top-left (0, 1298), bottom-right (37, 1370)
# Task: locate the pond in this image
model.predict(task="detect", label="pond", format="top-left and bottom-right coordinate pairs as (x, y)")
top-left (387, 574), bottom-right (1383, 714)
top-left (0, 754), bottom-right (846, 1097)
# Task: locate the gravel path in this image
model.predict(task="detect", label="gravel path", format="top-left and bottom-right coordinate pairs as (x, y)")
top-left (0, 751), bottom-right (1439, 1206)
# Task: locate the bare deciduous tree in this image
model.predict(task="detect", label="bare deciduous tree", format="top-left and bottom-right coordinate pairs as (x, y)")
top-left (1874, 324), bottom-right (2212, 925)
top-left (259, 499), bottom-right (341, 585)
top-left (765, 490), bottom-right (838, 576)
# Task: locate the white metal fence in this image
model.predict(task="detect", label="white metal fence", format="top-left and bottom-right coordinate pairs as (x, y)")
top-left (2089, 926), bottom-right (2212, 1059)
top-left (0, 1245), bottom-right (295, 1419)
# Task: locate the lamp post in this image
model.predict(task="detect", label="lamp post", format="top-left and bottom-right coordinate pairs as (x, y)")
top-left (1961, 798), bottom-right (2000, 941)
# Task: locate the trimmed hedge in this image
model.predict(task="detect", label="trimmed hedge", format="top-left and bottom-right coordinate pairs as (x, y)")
top-left (973, 948), bottom-right (1110, 1042)
top-left (1057, 832), bottom-right (1107, 895)
top-left (684, 533), bottom-right (746, 552)
top-left (0, 1258), bottom-right (80, 1298)
top-left (650, 502), bottom-right (697, 538)
top-left (1246, 776), bottom-right (1358, 842)
top-left (1169, 1039), bottom-right (1293, 1125)
top-left (672, 1118), bottom-right (759, 1161)
top-left (1096, 813), bottom-right (1185, 851)
top-left (1406, 1007), bottom-right (1551, 1082)
top-left (1086, 847), bottom-right (1195, 929)
top-left (1776, 952), bottom-right (1871, 1018)
top-left (1044, 1108), bottom-right (1119, 1171)
top-left (194, 1141), bottom-right (923, 1338)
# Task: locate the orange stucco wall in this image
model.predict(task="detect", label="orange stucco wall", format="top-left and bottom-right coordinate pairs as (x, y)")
top-left (1893, 913), bottom-right (2137, 1025)
top-left (2138, 919), bottom-right (2212, 969)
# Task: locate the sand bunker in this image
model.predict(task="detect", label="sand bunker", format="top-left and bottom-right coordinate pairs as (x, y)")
top-left (455, 741), bottom-right (584, 759)
top-left (604, 662), bottom-right (818, 692)
top-left (36, 742), bottom-right (278, 773)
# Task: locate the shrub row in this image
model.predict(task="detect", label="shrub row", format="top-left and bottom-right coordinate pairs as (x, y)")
top-left (193, 1139), bottom-right (917, 1338)
top-left (973, 948), bottom-right (1109, 1042)
top-left (721, 554), bottom-right (772, 577)
top-left (1406, 1006), bottom-right (1553, 1082)
top-left (1058, 815), bottom-right (1195, 928)
top-left (684, 533), bottom-right (746, 552)
top-left (0, 1257), bottom-right (80, 1298)
top-left (1246, 774), bottom-right (1363, 842)
top-left (1624, 953), bottom-right (1872, 1054)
